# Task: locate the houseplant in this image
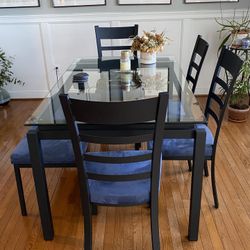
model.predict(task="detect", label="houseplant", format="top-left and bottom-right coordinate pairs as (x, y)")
top-left (0, 48), bottom-right (23, 105)
top-left (216, 9), bottom-right (250, 50)
top-left (216, 10), bottom-right (250, 122)
top-left (228, 58), bottom-right (250, 122)
top-left (131, 30), bottom-right (168, 64)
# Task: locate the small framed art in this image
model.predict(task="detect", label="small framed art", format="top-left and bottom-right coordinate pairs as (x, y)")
top-left (118, 0), bottom-right (171, 5)
top-left (0, 0), bottom-right (40, 8)
top-left (52, 0), bottom-right (106, 7)
top-left (184, 0), bottom-right (238, 3)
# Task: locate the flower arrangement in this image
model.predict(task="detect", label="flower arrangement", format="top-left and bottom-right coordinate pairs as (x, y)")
top-left (131, 30), bottom-right (168, 54)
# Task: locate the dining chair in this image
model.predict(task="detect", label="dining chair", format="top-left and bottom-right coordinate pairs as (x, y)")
top-left (94, 24), bottom-right (138, 58)
top-left (59, 92), bottom-right (168, 250)
top-left (186, 35), bottom-right (209, 93)
top-left (10, 135), bottom-right (87, 216)
top-left (149, 47), bottom-right (243, 209)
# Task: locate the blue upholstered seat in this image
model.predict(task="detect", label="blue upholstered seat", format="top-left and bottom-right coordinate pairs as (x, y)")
top-left (148, 124), bottom-right (214, 159)
top-left (11, 136), bottom-right (87, 166)
top-left (84, 150), bottom-right (158, 205)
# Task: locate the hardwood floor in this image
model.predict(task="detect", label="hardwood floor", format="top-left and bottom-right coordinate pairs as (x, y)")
top-left (0, 98), bottom-right (250, 250)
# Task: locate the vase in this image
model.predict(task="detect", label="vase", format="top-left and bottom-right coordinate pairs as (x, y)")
top-left (0, 87), bottom-right (10, 105)
top-left (140, 52), bottom-right (156, 65)
top-left (241, 36), bottom-right (250, 48)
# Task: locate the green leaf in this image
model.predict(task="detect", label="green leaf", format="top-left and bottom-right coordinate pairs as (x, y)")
top-left (218, 33), bottom-right (231, 54)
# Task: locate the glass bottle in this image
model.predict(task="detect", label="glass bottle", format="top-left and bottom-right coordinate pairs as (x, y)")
top-left (120, 50), bottom-right (131, 71)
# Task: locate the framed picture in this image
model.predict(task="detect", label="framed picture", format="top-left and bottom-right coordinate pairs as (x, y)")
top-left (52, 0), bottom-right (106, 7)
top-left (0, 0), bottom-right (40, 8)
top-left (184, 0), bottom-right (238, 3)
top-left (118, 0), bottom-right (171, 5)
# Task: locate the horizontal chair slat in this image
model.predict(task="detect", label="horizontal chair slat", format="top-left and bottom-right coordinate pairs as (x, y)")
top-left (80, 134), bottom-right (153, 144)
top-left (210, 92), bottom-right (224, 108)
top-left (187, 75), bottom-right (196, 84)
top-left (101, 46), bottom-right (132, 51)
top-left (191, 61), bottom-right (199, 70)
top-left (215, 77), bottom-right (229, 92)
top-left (207, 108), bottom-right (219, 124)
top-left (163, 129), bottom-right (196, 139)
top-left (84, 153), bottom-right (152, 164)
top-left (87, 172), bottom-right (151, 181)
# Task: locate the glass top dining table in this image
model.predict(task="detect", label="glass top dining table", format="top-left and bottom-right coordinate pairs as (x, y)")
top-left (24, 56), bottom-right (207, 242)
top-left (25, 57), bottom-right (205, 126)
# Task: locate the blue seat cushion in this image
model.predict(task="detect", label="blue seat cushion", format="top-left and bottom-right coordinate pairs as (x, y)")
top-left (148, 124), bottom-right (214, 159)
top-left (11, 136), bottom-right (87, 166)
top-left (84, 150), bottom-right (159, 205)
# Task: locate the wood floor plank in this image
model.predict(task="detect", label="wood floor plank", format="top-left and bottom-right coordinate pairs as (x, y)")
top-left (0, 98), bottom-right (250, 249)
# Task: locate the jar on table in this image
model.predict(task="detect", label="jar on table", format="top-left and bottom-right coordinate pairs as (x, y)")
top-left (241, 36), bottom-right (250, 48)
top-left (120, 50), bottom-right (131, 71)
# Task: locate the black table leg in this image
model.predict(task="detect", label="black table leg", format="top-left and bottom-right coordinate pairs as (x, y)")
top-left (188, 128), bottom-right (205, 241)
top-left (27, 129), bottom-right (54, 240)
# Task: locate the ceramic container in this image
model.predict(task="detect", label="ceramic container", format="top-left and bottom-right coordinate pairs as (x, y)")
top-left (140, 52), bottom-right (156, 64)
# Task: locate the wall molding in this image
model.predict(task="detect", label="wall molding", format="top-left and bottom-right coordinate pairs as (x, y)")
top-left (1, 8), bottom-right (247, 99)
top-left (0, 9), bottom-right (247, 24)
top-left (8, 90), bottom-right (48, 99)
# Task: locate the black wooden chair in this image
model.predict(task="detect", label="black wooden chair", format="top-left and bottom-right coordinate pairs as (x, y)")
top-left (10, 135), bottom-right (87, 216)
top-left (186, 35), bottom-right (209, 93)
top-left (149, 47), bottom-right (243, 209)
top-left (59, 92), bottom-right (168, 250)
top-left (94, 25), bottom-right (138, 58)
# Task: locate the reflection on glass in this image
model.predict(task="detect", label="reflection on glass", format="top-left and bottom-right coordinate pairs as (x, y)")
top-left (26, 57), bottom-right (205, 125)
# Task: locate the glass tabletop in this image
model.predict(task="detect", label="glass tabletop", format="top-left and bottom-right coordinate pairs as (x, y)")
top-left (25, 57), bottom-right (206, 126)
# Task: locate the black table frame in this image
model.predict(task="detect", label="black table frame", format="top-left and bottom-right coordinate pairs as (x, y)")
top-left (26, 122), bottom-right (206, 241)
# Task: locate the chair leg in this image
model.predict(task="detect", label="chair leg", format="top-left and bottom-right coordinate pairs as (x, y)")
top-left (150, 201), bottom-right (160, 250)
top-left (83, 204), bottom-right (92, 250)
top-left (188, 160), bottom-right (192, 172)
top-left (204, 161), bottom-right (209, 177)
top-left (135, 143), bottom-right (141, 150)
top-left (211, 158), bottom-right (219, 208)
top-left (14, 167), bottom-right (27, 216)
top-left (91, 204), bottom-right (98, 215)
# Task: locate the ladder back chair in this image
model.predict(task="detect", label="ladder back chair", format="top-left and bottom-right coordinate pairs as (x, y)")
top-left (149, 47), bottom-right (243, 208)
top-left (186, 35), bottom-right (209, 93)
top-left (94, 25), bottom-right (138, 58)
top-left (60, 92), bottom-right (168, 250)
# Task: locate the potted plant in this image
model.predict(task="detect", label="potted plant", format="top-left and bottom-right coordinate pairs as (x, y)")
top-left (131, 30), bottom-right (168, 64)
top-left (216, 10), bottom-right (250, 122)
top-left (0, 48), bottom-right (23, 105)
top-left (228, 58), bottom-right (250, 122)
top-left (216, 9), bottom-right (250, 50)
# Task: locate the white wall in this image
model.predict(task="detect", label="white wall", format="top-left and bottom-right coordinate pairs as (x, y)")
top-left (0, 9), bottom-right (247, 98)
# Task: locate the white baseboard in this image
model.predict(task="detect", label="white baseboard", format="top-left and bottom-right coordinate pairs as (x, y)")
top-left (194, 87), bottom-right (210, 95)
top-left (9, 90), bottom-right (48, 99)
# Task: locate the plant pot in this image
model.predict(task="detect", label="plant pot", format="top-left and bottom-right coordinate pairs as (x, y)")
top-left (228, 105), bottom-right (250, 122)
top-left (140, 52), bottom-right (156, 65)
top-left (0, 87), bottom-right (11, 105)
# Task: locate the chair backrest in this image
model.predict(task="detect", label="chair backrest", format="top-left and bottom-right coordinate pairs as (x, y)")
top-left (186, 35), bottom-right (209, 93)
top-left (60, 92), bottom-right (168, 205)
top-left (204, 47), bottom-right (243, 148)
top-left (95, 25), bottom-right (138, 58)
